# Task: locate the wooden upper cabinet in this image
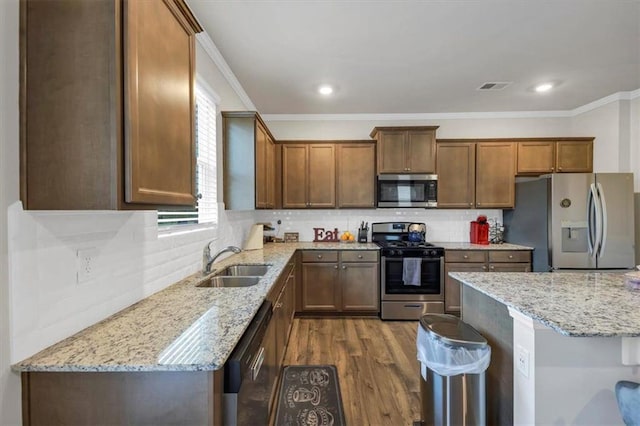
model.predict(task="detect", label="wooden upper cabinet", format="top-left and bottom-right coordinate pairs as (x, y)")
top-left (371, 127), bottom-right (438, 174)
top-left (517, 138), bottom-right (593, 175)
top-left (20, 0), bottom-right (202, 210)
top-left (475, 142), bottom-right (516, 208)
top-left (282, 145), bottom-right (308, 208)
top-left (282, 144), bottom-right (335, 208)
top-left (517, 141), bottom-right (556, 174)
top-left (223, 112), bottom-right (278, 210)
top-left (308, 145), bottom-right (336, 208)
top-left (337, 144), bottom-right (376, 208)
top-left (556, 139), bottom-right (593, 172)
top-left (436, 142), bottom-right (476, 208)
top-left (255, 121), bottom-right (276, 209)
top-left (438, 139), bottom-right (516, 209)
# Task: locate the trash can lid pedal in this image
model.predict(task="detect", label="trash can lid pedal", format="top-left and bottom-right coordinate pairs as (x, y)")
top-left (419, 313), bottom-right (487, 349)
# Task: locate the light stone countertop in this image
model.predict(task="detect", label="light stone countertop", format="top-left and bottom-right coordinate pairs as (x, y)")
top-left (13, 242), bottom-right (379, 373)
top-left (450, 272), bottom-right (640, 337)
top-left (437, 242), bottom-right (533, 250)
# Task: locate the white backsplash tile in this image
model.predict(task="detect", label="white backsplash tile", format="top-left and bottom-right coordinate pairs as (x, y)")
top-left (255, 209), bottom-right (502, 243)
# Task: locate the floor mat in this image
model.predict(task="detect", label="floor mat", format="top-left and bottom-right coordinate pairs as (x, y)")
top-left (274, 364), bottom-right (346, 426)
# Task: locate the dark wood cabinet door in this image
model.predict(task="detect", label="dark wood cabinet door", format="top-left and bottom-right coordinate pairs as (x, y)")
top-left (340, 263), bottom-right (379, 311)
top-left (265, 134), bottom-right (276, 208)
top-left (308, 144), bottom-right (336, 208)
top-left (444, 262), bottom-right (487, 314)
top-left (337, 144), bottom-right (376, 208)
top-left (407, 130), bottom-right (436, 173)
top-left (301, 263), bottom-right (339, 311)
top-left (475, 142), bottom-right (516, 208)
top-left (556, 140), bottom-right (593, 172)
top-left (282, 145), bottom-right (308, 208)
top-left (377, 131), bottom-right (407, 173)
top-left (255, 122), bottom-right (268, 208)
top-left (436, 142), bottom-right (476, 208)
top-left (124, 0), bottom-right (196, 206)
top-left (517, 141), bottom-right (555, 174)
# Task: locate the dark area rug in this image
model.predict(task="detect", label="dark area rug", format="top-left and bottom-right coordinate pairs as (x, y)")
top-left (274, 365), bottom-right (346, 426)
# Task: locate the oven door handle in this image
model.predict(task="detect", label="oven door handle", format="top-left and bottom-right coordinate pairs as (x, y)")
top-left (250, 347), bottom-right (265, 381)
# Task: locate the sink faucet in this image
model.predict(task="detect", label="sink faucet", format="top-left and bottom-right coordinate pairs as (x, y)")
top-left (202, 243), bottom-right (242, 275)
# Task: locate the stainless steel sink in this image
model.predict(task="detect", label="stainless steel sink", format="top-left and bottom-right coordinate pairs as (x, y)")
top-left (197, 276), bottom-right (261, 288)
top-left (215, 264), bottom-right (271, 277)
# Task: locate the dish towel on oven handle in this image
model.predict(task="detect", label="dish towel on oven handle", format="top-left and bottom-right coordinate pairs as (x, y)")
top-left (402, 258), bottom-right (422, 286)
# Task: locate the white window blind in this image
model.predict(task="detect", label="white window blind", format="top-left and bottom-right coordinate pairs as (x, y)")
top-left (157, 84), bottom-right (218, 228)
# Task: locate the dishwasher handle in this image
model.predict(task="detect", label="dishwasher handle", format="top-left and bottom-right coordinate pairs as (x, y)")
top-left (251, 347), bottom-right (265, 381)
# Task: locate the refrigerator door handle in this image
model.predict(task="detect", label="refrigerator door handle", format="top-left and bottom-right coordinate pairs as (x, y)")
top-left (588, 184), bottom-right (596, 256)
top-left (589, 183), bottom-right (603, 258)
top-left (597, 182), bottom-right (607, 257)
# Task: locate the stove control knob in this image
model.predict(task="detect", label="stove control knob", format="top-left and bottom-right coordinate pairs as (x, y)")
top-left (429, 250), bottom-right (437, 257)
top-left (423, 250), bottom-right (430, 256)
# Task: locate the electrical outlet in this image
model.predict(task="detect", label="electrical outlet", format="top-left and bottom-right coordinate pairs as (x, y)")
top-left (77, 247), bottom-right (98, 284)
top-left (516, 344), bottom-right (530, 378)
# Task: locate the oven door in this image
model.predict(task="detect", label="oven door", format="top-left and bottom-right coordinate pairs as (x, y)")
top-left (381, 256), bottom-right (444, 301)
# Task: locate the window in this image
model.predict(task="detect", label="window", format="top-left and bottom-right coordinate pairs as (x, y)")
top-left (157, 81), bottom-right (218, 228)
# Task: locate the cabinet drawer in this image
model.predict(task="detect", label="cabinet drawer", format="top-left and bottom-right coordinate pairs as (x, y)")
top-left (301, 250), bottom-right (339, 263)
top-left (488, 250), bottom-right (531, 263)
top-left (341, 250), bottom-right (378, 263)
top-left (445, 250), bottom-right (486, 263)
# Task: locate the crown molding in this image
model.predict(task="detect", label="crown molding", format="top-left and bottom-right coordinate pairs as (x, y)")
top-left (571, 89), bottom-right (640, 116)
top-left (196, 32), bottom-right (256, 111)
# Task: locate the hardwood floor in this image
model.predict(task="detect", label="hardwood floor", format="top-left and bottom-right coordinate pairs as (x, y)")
top-left (283, 318), bottom-right (422, 425)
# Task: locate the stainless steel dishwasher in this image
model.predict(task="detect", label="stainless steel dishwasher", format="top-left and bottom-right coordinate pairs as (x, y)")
top-left (223, 300), bottom-right (276, 426)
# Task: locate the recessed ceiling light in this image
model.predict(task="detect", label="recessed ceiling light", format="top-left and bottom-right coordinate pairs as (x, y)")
top-left (318, 85), bottom-right (333, 95)
top-left (535, 83), bottom-right (553, 93)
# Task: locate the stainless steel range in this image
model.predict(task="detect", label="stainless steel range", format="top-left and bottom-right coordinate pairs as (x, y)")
top-left (372, 222), bottom-right (445, 320)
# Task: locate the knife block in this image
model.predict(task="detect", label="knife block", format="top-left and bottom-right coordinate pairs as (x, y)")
top-left (357, 229), bottom-right (368, 243)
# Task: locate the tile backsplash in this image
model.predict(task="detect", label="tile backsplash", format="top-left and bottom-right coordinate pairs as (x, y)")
top-left (255, 209), bottom-right (502, 242)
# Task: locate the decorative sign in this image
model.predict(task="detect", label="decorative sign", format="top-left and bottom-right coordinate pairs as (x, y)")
top-left (284, 232), bottom-right (299, 243)
top-left (313, 227), bottom-right (339, 242)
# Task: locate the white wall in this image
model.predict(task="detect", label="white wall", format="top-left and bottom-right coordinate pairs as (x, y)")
top-left (264, 116), bottom-right (571, 141)
top-left (1, 1), bottom-right (22, 424)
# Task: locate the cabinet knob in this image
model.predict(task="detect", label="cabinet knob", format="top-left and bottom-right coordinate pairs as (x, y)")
top-left (342, 265), bottom-right (347, 270)
top-left (357, 255), bottom-right (363, 259)
top-left (334, 265), bottom-right (338, 269)
top-left (317, 254), bottom-right (323, 259)
top-left (276, 302), bottom-right (283, 308)
top-left (551, 167), bottom-right (555, 171)
top-left (469, 203), bottom-right (473, 206)
top-left (490, 265), bottom-right (495, 270)
top-left (558, 167), bottom-right (562, 171)
top-left (463, 255), bottom-right (469, 259)
top-left (482, 265), bottom-right (487, 270)
top-left (508, 255), bottom-right (514, 259)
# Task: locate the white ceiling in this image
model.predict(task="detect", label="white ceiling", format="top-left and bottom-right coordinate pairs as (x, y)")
top-left (186, 0), bottom-right (640, 115)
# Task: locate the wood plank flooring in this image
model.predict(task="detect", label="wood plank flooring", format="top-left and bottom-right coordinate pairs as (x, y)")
top-left (283, 318), bottom-right (421, 425)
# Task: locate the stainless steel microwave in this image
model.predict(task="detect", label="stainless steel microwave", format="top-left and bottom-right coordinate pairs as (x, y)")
top-left (377, 174), bottom-right (438, 208)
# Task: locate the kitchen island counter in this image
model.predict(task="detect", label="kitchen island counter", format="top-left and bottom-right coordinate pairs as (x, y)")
top-left (13, 242), bottom-right (379, 373)
top-left (450, 271), bottom-right (640, 337)
top-left (450, 271), bottom-right (640, 425)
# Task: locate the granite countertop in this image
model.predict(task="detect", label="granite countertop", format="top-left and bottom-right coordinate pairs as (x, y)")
top-left (13, 242), bottom-right (379, 373)
top-left (450, 271), bottom-right (640, 337)
top-left (437, 242), bottom-right (533, 250)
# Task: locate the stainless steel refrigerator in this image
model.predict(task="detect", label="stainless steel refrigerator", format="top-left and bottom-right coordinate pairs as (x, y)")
top-left (503, 173), bottom-right (635, 272)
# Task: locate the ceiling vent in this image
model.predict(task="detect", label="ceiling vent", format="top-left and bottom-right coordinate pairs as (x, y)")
top-left (477, 82), bottom-right (512, 91)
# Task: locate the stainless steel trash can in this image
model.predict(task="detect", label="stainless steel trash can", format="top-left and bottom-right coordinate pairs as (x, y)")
top-left (417, 314), bottom-right (490, 426)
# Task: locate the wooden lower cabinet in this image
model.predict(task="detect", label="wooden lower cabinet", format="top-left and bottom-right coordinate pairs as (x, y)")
top-left (300, 250), bottom-right (379, 314)
top-left (21, 370), bottom-right (224, 426)
top-left (444, 249), bottom-right (531, 314)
